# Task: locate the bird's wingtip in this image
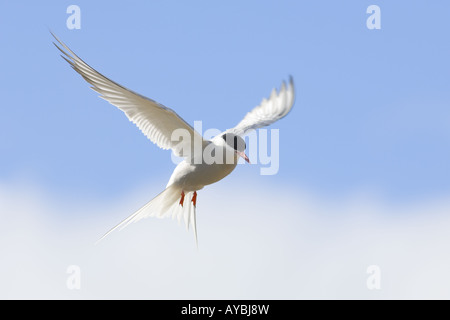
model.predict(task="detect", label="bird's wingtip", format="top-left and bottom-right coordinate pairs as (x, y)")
top-left (288, 75), bottom-right (294, 86)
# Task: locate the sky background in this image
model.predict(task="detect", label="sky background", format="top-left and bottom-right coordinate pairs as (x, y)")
top-left (1, 1), bottom-right (450, 299)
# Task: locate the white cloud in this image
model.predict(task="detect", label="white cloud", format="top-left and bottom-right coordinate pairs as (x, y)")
top-left (1, 180), bottom-right (450, 299)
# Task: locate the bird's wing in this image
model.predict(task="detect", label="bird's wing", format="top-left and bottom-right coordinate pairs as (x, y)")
top-left (52, 33), bottom-right (204, 158)
top-left (227, 77), bottom-right (295, 136)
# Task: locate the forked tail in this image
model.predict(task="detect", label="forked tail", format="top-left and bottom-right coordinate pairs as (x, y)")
top-left (96, 185), bottom-right (198, 245)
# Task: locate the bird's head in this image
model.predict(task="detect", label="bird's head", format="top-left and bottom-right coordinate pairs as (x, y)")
top-left (221, 133), bottom-right (250, 163)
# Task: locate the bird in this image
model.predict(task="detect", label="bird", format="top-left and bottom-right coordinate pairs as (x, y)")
top-left (51, 33), bottom-right (295, 245)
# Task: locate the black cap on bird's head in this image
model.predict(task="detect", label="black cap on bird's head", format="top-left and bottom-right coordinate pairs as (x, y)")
top-left (221, 133), bottom-right (250, 163)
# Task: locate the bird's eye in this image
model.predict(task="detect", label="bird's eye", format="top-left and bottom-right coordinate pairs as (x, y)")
top-left (222, 133), bottom-right (245, 151)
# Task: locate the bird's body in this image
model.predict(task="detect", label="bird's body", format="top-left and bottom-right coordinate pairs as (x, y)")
top-left (52, 33), bottom-right (295, 244)
top-left (167, 156), bottom-right (237, 192)
top-left (168, 134), bottom-right (244, 190)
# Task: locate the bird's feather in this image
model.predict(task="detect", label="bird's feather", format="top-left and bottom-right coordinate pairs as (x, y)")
top-left (52, 32), bottom-right (204, 158)
top-left (97, 185), bottom-right (198, 245)
top-left (228, 76), bottom-right (295, 136)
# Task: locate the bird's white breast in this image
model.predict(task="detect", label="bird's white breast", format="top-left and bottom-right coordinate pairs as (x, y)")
top-left (167, 145), bottom-right (239, 191)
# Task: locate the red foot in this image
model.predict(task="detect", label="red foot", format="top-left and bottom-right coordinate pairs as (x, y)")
top-left (192, 191), bottom-right (197, 207)
top-left (179, 191), bottom-right (185, 207)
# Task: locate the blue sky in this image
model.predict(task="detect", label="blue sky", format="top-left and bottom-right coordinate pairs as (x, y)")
top-left (1, 0), bottom-right (450, 300)
top-left (1, 1), bottom-right (450, 204)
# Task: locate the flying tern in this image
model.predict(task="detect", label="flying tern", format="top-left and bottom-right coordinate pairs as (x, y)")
top-left (52, 33), bottom-right (295, 244)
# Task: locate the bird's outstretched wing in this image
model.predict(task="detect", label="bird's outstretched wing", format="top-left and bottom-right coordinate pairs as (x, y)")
top-left (228, 77), bottom-right (295, 136)
top-left (52, 33), bottom-right (204, 158)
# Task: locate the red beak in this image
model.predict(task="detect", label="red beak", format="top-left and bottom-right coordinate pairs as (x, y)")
top-left (236, 151), bottom-right (250, 164)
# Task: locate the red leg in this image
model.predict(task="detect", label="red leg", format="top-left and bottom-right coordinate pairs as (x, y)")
top-left (179, 191), bottom-right (185, 207)
top-left (192, 191), bottom-right (197, 207)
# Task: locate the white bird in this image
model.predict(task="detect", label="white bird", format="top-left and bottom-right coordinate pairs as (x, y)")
top-left (52, 33), bottom-right (295, 245)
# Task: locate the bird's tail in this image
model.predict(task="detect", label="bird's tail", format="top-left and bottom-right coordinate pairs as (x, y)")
top-left (97, 185), bottom-right (198, 245)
